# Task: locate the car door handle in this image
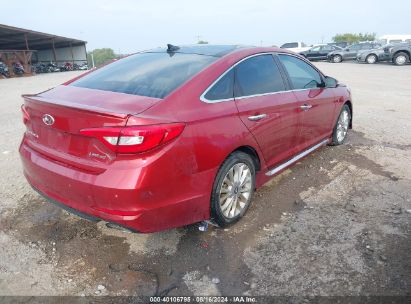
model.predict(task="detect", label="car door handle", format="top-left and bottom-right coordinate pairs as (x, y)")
top-left (300, 104), bottom-right (312, 111)
top-left (248, 114), bottom-right (267, 121)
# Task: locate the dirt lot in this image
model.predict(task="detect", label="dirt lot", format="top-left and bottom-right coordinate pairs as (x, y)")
top-left (0, 63), bottom-right (410, 298)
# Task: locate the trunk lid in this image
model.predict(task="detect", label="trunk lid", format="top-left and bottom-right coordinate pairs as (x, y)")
top-left (22, 85), bottom-right (161, 171)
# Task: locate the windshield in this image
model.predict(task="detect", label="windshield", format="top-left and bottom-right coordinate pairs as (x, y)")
top-left (71, 52), bottom-right (217, 98)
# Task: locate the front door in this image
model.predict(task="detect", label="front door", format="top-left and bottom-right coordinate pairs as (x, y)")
top-left (233, 54), bottom-right (300, 168)
top-left (277, 54), bottom-right (337, 152)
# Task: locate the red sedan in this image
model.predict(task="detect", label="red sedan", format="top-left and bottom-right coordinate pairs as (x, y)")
top-left (20, 45), bottom-right (352, 233)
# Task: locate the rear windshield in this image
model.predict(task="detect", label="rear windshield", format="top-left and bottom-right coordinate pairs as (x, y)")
top-left (71, 52), bottom-right (217, 98)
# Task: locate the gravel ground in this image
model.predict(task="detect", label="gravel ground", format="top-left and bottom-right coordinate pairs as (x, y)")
top-left (0, 63), bottom-right (410, 298)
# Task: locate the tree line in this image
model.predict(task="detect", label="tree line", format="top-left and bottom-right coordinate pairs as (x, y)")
top-left (87, 34), bottom-right (376, 67)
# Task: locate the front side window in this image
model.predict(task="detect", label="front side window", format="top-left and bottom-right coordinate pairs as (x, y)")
top-left (71, 52), bottom-right (217, 99)
top-left (349, 44), bottom-right (362, 51)
top-left (310, 46), bottom-right (321, 52)
top-left (278, 54), bottom-right (322, 90)
top-left (203, 69), bottom-right (234, 101)
top-left (234, 55), bottom-right (286, 98)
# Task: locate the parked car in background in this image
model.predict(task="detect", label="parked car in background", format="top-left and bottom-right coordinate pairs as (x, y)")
top-left (300, 44), bottom-right (342, 61)
top-left (328, 42), bottom-right (349, 49)
top-left (383, 42), bottom-right (411, 65)
top-left (377, 35), bottom-right (411, 45)
top-left (327, 42), bottom-right (382, 63)
top-left (280, 42), bottom-right (311, 53)
top-left (356, 45), bottom-right (390, 64)
top-left (19, 44), bottom-right (352, 232)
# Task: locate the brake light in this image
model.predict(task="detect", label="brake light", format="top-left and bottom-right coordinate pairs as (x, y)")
top-left (80, 123), bottom-right (185, 154)
top-left (21, 105), bottom-right (30, 125)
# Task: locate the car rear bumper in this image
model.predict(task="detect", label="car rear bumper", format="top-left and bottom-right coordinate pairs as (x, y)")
top-left (19, 137), bottom-right (212, 233)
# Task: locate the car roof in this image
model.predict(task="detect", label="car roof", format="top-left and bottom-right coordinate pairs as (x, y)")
top-left (142, 44), bottom-right (296, 58)
top-left (144, 44), bottom-right (255, 57)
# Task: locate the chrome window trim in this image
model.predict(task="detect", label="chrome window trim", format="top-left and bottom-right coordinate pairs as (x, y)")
top-left (200, 52), bottom-right (324, 104)
top-left (277, 52), bottom-right (325, 86)
top-left (265, 139), bottom-right (329, 176)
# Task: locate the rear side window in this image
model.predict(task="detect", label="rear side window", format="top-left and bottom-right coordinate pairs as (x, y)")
top-left (234, 55), bottom-right (286, 98)
top-left (278, 54), bottom-right (322, 90)
top-left (204, 70), bottom-right (234, 101)
top-left (322, 45), bottom-right (334, 52)
top-left (71, 52), bottom-right (217, 98)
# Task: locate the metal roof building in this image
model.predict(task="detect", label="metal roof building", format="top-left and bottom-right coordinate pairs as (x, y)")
top-left (0, 24), bottom-right (87, 75)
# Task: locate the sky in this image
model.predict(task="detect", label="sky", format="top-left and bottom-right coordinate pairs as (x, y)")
top-left (2, 0), bottom-right (411, 53)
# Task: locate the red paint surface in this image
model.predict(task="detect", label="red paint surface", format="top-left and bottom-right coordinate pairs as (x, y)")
top-left (19, 47), bottom-right (351, 232)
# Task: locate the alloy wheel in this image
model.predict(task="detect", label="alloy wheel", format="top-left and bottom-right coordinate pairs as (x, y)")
top-left (219, 163), bottom-right (252, 219)
top-left (395, 55), bottom-right (407, 65)
top-left (366, 55), bottom-right (377, 64)
top-left (336, 109), bottom-right (350, 143)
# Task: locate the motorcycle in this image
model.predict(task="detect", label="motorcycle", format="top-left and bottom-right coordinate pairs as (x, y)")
top-left (32, 63), bottom-right (47, 74)
top-left (59, 62), bottom-right (73, 72)
top-left (13, 62), bottom-right (24, 76)
top-left (0, 62), bottom-right (9, 78)
top-left (78, 62), bottom-right (89, 70)
top-left (46, 62), bottom-right (60, 72)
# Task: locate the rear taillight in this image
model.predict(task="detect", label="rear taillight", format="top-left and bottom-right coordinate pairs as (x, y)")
top-left (21, 105), bottom-right (30, 125)
top-left (80, 123), bottom-right (185, 154)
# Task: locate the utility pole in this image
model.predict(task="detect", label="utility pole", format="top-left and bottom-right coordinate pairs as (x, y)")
top-left (91, 53), bottom-right (95, 68)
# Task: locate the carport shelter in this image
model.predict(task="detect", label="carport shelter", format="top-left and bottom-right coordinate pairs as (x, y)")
top-left (0, 24), bottom-right (87, 75)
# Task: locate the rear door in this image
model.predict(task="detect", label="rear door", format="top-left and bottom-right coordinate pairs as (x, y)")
top-left (345, 44), bottom-right (362, 59)
top-left (306, 46), bottom-right (322, 60)
top-left (319, 45), bottom-right (336, 59)
top-left (277, 54), bottom-right (336, 151)
top-left (234, 54), bottom-right (300, 168)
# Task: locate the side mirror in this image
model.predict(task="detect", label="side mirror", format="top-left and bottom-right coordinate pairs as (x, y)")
top-left (345, 48), bottom-right (349, 51)
top-left (324, 76), bottom-right (338, 88)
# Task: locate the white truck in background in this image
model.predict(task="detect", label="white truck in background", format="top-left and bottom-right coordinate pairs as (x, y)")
top-left (280, 42), bottom-right (311, 53)
top-left (377, 35), bottom-right (411, 45)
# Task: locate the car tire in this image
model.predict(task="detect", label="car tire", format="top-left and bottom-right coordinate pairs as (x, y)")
top-left (332, 55), bottom-right (343, 63)
top-left (366, 54), bottom-right (378, 64)
top-left (330, 104), bottom-right (351, 146)
top-left (211, 151), bottom-right (256, 227)
top-left (393, 52), bottom-right (409, 66)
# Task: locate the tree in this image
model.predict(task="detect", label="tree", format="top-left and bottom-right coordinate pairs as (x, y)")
top-left (332, 33), bottom-right (376, 44)
top-left (87, 48), bottom-right (117, 67)
top-left (197, 40), bottom-right (209, 44)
